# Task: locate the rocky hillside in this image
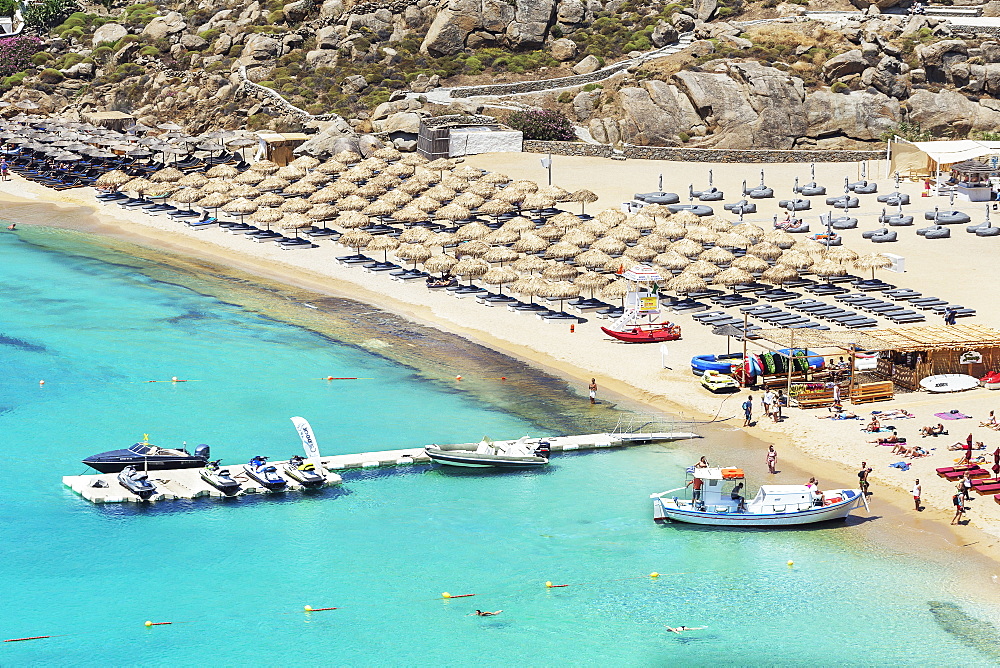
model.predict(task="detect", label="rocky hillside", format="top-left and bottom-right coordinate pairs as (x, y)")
top-left (6, 0), bottom-right (1000, 151)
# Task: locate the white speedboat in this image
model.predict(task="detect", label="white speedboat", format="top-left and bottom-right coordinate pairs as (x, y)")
top-left (651, 467), bottom-right (866, 527)
top-left (425, 437), bottom-right (550, 469)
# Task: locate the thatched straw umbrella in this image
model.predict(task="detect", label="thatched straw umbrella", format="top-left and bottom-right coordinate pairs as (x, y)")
top-left (686, 259), bottom-right (721, 278)
top-left (657, 220), bottom-right (688, 239)
top-left (496, 188), bottom-right (525, 205)
top-left (575, 270), bottom-right (610, 300)
top-left (812, 258), bottom-right (847, 283)
top-left (337, 194), bottom-right (369, 212)
top-left (549, 211), bottom-right (582, 229)
top-left (716, 232), bottom-right (751, 249)
top-left (281, 213), bottom-right (314, 238)
top-left (453, 192), bottom-right (485, 210)
top-left (255, 192), bottom-right (286, 208)
top-left (667, 272), bottom-right (708, 295)
top-left (655, 251), bottom-right (691, 272)
top-left (732, 255), bottom-right (770, 273)
top-left (367, 234), bottom-right (400, 263)
top-left (603, 256), bottom-right (628, 273)
top-left (596, 208), bottom-right (627, 226)
top-left (335, 211), bottom-right (371, 230)
top-left (149, 166), bottom-right (184, 183)
top-left (513, 255), bottom-right (548, 274)
top-left (510, 179), bottom-right (538, 193)
top-left (607, 225), bottom-right (641, 243)
top-left (626, 213), bottom-right (656, 231)
top-left (483, 246), bottom-right (519, 265)
top-left (425, 184), bottom-right (457, 202)
top-left (704, 216), bottom-right (732, 233)
top-left (672, 238), bottom-right (704, 257)
top-left (539, 184), bottom-right (570, 201)
top-left (316, 160), bottom-right (347, 175)
top-left (483, 228), bottom-right (520, 245)
top-left (303, 171), bottom-right (332, 185)
top-left (290, 155), bottom-right (321, 169)
top-left (512, 233), bottom-right (548, 254)
top-left (481, 171), bottom-right (510, 185)
top-left (249, 207), bottom-right (283, 230)
top-left (395, 242), bottom-right (432, 272)
top-left (455, 220), bottom-right (491, 241)
top-left (523, 193), bottom-right (556, 211)
top-left (777, 249), bottom-right (813, 270)
top-left (280, 198), bottom-right (313, 214)
top-left (400, 153), bottom-right (428, 166)
top-left (198, 191), bottom-right (230, 215)
top-left (700, 246), bottom-right (735, 265)
top-left (178, 172), bottom-right (209, 187)
top-left (568, 189), bottom-right (598, 215)
top-left (123, 176), bottom-right (154, 194)
top-left (764, 228), bottom-right (795, 248)
top-left (399, 226), bottom-right (433, 244)
top-left (308, 203), bottom-right (340, 222)
top-left (394, 207), bottom-right (429, 226)
top-left (382, 189), bottom-right (412, 208)
top-left (338, 229), bottom-right (374, 256)
top-left (687, 226), bottom-right (719, 244)
top-left (853, 252), bottom-right (893, 279)
top-left (456, 239), bottom-right (490, 258)
top-left (672, 211), bottom-right (702, 226)
top-left (713, 267), bottom-right (754, 292)
top-left (250, 159), bottom-right (280, 174)
top-left (428, 231), bottom-right (457, 253)
top-left (362, 199), bottom-right (395, 220)
top-left (425, 253), bottom-right (457, 276)
top-left (501, 216), bottom-right (537, 232)
top-left (276, 164), bottom-right (306, 180)
top-left (747, 241), bottom-right (783, 260)
top-left (171, 186), bottom-right (203, 211)
top-left (309, 186), bottom-right (340, 203)
top-left (540, 280), bottom-right (580, 315)
top-left (283, 180), bottom-right (318, 196)
top-left (793, 239), bottom-right (825, 254)
top-left (562, 228), bottom-right (596, 247)
top-left (622, 245), bottom-right (656, 262)
top-left (94, 170), bottom-right (131, 188)
top-left (257, 176), bottom-right (290, 192)
top-left (333, 150), bottom-right (362, 164)
top-left (482, 266), bottom-right (518, 296)
top-left (511, 275), bottom-right (545, 306)
top-left (479, 199), bottom-right (515, 221)
top-left (204, 164), bottom-right (238, 180)
top-left (762, 264), bottom-right (798, 286)
top-left (436, 203), bottom-right (472, 224)
top-left (234, 169), bottom-right (265, 185)
top-left (228, 184), bottom-right (260, 199)
top-left (453, 257), bottom-right (489, 286)
top-left (410, 195), bottom-right (442, 212)
top-left (535, 224), bottom-right (565, 241)
top-left (590, 236), bottom-right (626, 255)
top-left (546, 241), bottom-right (583, 260)
top-left (223, 196), bottom-right (258, 223)
top-left (827, 246), bottom-right (859, 264)
top-left (733, 223), bottom-right (765, 241)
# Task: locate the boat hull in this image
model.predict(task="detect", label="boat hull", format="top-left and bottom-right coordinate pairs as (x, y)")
top-left (425, 448), bottom-right (548, 468)
top-left (84, 453), bottom-right (207, 473)
top-left (601, 326), bottom-right (681, 343)
top-left (653, 490), bottom-right (863, 526)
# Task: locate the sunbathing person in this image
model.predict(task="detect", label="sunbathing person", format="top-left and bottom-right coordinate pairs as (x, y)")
top-left (666, 626), bottom-right (707, 634)
top-left (869, 434), bottom-right (904, 444)
top-left (920, 424), bottom-right (946, 438)
top-left (980, 411), bottom-right (998, 428)
top-left (948, 440), bottom-right (986, 451)
top-left (818, 411), bottom-right (859, 420)
top-left (865, 417), bottom-right (881, 432)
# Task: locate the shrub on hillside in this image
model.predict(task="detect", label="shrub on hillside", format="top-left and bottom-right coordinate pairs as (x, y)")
top-left (0, 35), bottom-right (42, 78)
top-left (24, 0), bottom-right (80, 28)
top-left (0, 0), bottom-right (17, 16)
top-left (506, 108), bottom-right (575, 141)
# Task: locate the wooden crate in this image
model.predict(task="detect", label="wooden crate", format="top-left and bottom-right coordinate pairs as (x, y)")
top-left (794, 390), bottom-right (836, 409)
top-left (850, 381), bottom-right (894, 404)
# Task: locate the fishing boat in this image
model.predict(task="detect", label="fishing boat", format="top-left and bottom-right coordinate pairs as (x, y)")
top-left (651, 467), bottom-right (866, 526)
top-left (83, 440), bottom-right (210, 473)
top-left (425, 436), bottom-right (550, 468)
top-left (600, 322), bottom-right (681, 343)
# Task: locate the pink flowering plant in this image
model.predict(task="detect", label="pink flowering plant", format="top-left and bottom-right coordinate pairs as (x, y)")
top-left (0, 35), bottom-right (42, 78)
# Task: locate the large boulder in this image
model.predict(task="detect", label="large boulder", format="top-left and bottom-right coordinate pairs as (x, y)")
top-left (317, 26), bottom-right (340, 49)
top-left (616, 80), bottom-right (703, 145)
top-left (862, 55), bottom-right (910, 99)
top-left (557, 0), bottom-right (586, 23)
top-left (421, 0), bottom-right (481, 56)
top-left (806, 90), bottom-right (900, 141)
top-left (549, 37), bottom-right (577, 61)
top-left (693, 0), bottom-right (717, 20)
top-left (589, 117), bottom-right (622, 145)
top-left (572, 89), bottom-right (600, 121)
top-left (916, 39), bottom-right (968, 83)
top-left (507, 0), bottom-right (558, 49)
top-left (92, 22), bottom-right (127, 47)
top-left (822, 50), bottom-right (869, 81)
top-left (651, 20), bottom-right (679, 48)
top-left (294, 118), bottom-right (356, 158)
top-left (242, 34), bottom-right (281, 61)
top-left (142, 12), bottom-right (186, 41)
top-left (374, 111), bottom-right (423, 134)
top-left (573, 54), bottom-right (600, 74)
top-left (906, 88), bottom-right (1000, 135)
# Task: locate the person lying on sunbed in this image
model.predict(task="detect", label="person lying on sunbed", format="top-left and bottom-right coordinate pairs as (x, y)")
top-left (980, 411), bottom-right (998, 428)
top-left (948, 440), bottom-right (986, 451)
top-left (869, 434), bottom-right (904, 444)
top-left (818, 411), bottom-right (859, 420)
top-left (920, 424), bottom-right (946, 437)
top-left (874, 409), bottom-right (915, 419)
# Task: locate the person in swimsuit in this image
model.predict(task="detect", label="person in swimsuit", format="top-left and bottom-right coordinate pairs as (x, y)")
top-left (766, 445), bottom-right (777, 474)
top-left (475, 610), bottom-right (502, 616)
top-left (588, 378), bottom-right (597, 405)
top-left (666, 626), bottom-right (706, 634)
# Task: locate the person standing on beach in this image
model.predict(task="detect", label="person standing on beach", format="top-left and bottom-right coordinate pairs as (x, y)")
top-left (952, 489), bottom-right (965, 525)
top-left (762, 390), bottom-right (775, 422)
top-left (775, 389), bottom-right (786, 421)
top-left (962, 473), bottom-right (973, 501)
top-left (858, 462), bottom-right (871, 496)
top-left (588, 378), bottom-right (597, 405)
top-left (766, 445), bottom-right (777, 474)
top-left (944, 308), bottom-right (957, 326)
top-left (0, 158), bottom-right (9, 181)
top-left (743, 395), bottom-right (753, 426)
top-left (912, 479), bottom-right (921, 511)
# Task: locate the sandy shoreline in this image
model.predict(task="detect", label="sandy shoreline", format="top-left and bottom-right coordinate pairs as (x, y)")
top-left (5, 153), bottom-right (1000, 570)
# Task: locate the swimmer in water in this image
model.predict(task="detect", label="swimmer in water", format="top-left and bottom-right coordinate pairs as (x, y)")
top-left (475, 610), bottom-right (502, 616)
top-left (666, 625), bottom-right (706, 634)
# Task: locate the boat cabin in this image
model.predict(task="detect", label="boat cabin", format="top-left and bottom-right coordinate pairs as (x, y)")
top-left (685, 467), bottom-right (746, 512)
top-left (748, 485), bottom-right (815, 513)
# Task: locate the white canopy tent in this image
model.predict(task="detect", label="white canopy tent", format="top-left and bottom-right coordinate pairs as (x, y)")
top-left (889, 137), bottom-right (1000, 178)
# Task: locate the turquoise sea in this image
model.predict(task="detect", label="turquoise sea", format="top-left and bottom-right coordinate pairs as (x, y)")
top-left (2, 226), bottom-right (1000, 666)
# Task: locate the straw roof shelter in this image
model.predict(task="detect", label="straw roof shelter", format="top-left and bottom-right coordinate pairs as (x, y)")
top-left (395, 243), bottom-right (432, 269)
top-left (590, 236), bottom-right (626, 254)
top-left (854, 252), bottom-right (893, 279)
top-left (280, 198), bottom-right (313, 214)
top-left (336, 211), bottom-right (371, 229)
top-left (255, 192), bottom-right (286, 207)
top-left (622, 245), bottom-right (656, 262)
top-left (672, 238), bottom-right (704, 257)
top-left (455, 240), bottom-right (490, 258)
top-left (700, 246), bottom-right (735, 265)
top-left (483, 246), bottom-right (519, 264)
top-left (512, 234), bottom-right (549, 253)
top-left (251, 207), bottom-right (283, 227)
top-left (667, 273), bottom-right (708, 294)
top-left (513, 255), bottom-right (548, 273)
top-left (546, 241), bottom-right (583, 260)
top-left (686, 259), bottom-right (721, 277)
top-left (762, 264), bottom-right (798, 285)
top-left (425, 253), bottom-right (458, 274)
top-left (748, 241), bottom-right (783, 260)
top-left (732, 255), bottom-right (770, 273)
top-left (178, 172), bottom-right (209, 187)
top-left (250, 159), bottom-right (280, 174)
top-left (338, 229), bottom-right (374, 251)
top-left (596, 208), bottom-right (627, 225)
top-left (575, 248), bottom-right (613, 269)
top-left (713, 267), bottom-right (754, 290)
top-left (601, 278), bottom-right (631, 300)
top-left (483, 228), bottom-right (520, 245)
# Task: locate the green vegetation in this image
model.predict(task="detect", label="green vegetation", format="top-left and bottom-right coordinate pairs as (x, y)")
top-left (880, 121), bottom-right (932, 142)
top-left (0, 0), bottom-right (17, 16)
top-left (830, 81), bottom-right (848, 93)
top-left (24, 0), bottom-right (80, 29)
top-left (39, 67), bottom-right (64, 83)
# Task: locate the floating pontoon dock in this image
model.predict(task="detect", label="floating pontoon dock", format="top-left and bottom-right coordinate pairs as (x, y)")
top-left (64, 430), bottom-right (699, 504)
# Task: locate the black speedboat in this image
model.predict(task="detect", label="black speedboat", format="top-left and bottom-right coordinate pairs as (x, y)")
top-left (243, 456), bottom-right (287, 491)
top-left (117, 465), bottom-right (157, 500)
top-left (282, 455), bottom-right (326, 487)
top-left (200, 459), bottom-right (241, 496)
top-left (83, 442), bottom-right (210, 473)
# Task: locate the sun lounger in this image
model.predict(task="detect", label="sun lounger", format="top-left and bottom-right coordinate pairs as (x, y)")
top-left (672, 300), bottom-right (709, 313)
top-left (939, 467), bottom-right (988, 480)
top-left (786, 298), bottom-right (824, 308)
top-left (844, 318), bottom-right (878, 328)
top-left (186, 217), bottom-right (218, 228)
top-left (692, 310), bottom-right (727, 321)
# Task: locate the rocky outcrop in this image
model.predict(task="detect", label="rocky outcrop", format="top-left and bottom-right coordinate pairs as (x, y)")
top-left (421, 0), bottom-right (584, 55)
top-left (616, 80), bottom-right (702, 145)
top-left (806, 90), bottom-right (900, 142)
top-left (92, 23), bottom-right (127, 47)
top-left (906, 88), bottom-right (1000, 135)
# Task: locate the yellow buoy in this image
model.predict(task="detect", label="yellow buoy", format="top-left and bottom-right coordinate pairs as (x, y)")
top-left (441, 592), bottom-right (451, 599)
top-left (144, 621), bottom-right (153, 628)
top-left (545, 581), bottom-right (553, 588)
top-left (650, 572), bottom-right (660, 578)
top-left (787, 560), bottom-right (794, 567)
top-left (304, 605), bottom-right (313, 612)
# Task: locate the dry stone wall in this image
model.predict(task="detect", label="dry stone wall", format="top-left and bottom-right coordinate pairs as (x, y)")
top-left (523, 140), bottom-right (883, 163)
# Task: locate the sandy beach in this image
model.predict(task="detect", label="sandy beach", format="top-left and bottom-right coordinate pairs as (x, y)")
top-left (6, 151), bottom-right (1000, 560)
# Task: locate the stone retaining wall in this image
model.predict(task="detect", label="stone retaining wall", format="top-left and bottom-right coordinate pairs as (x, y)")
top-left (523, 140), bottom-right (884, 163)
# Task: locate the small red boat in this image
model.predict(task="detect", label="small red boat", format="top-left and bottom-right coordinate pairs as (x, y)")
top-left (601, 323), bottom-right (681, 343)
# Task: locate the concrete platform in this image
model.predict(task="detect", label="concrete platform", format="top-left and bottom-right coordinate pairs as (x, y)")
top-left (64, 431), bottom-right (698, 504)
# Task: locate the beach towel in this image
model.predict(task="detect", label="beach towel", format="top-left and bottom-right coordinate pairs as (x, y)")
top-left (863, 427), bottom-right (896, 433)
top-left (934, 412), bottom-right (972, 420)
top-left (889, 461), bottom-right (911, 471)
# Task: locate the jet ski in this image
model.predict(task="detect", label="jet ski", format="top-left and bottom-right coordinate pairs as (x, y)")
top-left (282, 455), bottom-right (326, 487)
top-left (243, 456), bottom-right (287, 491)
top-left (200, 459), bottom-right (241, 496)
top-left (117, 465), bottom-right (157, 500)
top-left (83, 442), bottom-right (209, 473)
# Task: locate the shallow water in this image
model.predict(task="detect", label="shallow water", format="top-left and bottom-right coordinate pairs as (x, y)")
top-left (2, 227), bottom-right (999, 666)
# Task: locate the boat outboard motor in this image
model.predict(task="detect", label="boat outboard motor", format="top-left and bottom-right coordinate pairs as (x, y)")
top-left (534, 441), bottom-right (551, 458)
top-left (195, 444), bottom-right (210, 459)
